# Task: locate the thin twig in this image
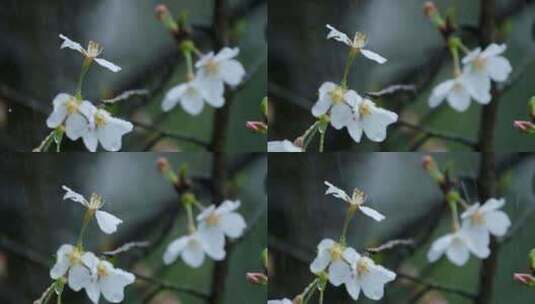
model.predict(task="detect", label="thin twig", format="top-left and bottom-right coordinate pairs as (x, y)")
top-left (397, 120), bottom-right (477, 148)
top-left (133, 271), bottom-right (210, 300)
top-left (132, 120), bottom-right (210, 148)
top-left (397, 272), bottom-right (477, 300)
top-left (102, 241), bottom-right (151, 256)
top-left (365, 85), bottom-right (417, 98)
top-left (366, 239), bottom-right (415, 254)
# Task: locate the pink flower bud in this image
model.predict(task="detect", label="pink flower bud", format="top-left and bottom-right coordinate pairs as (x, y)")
top-left (246, 272), bottom-right (268, 285)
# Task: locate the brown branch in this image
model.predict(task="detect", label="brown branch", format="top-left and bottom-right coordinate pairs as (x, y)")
top-left (132, 120), bottom-right (210, 149)
top-left (397, 273), bottom-right (477, 300)
top-left (132, 271), bottom-right (210, 300)
top-left (397, 120), bottom-right (478, 149)
top-left (475, 1), bottom-right (500, 303)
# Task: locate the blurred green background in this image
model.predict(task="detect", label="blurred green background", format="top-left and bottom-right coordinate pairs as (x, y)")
top-left (0, 152), bottom-right (267, 303)
top-left (268, 152), bottom-right (535, 303)
top-left (0, 0), bottom-right (266, 151)
top-left (268, 0), bottom-right (535, 151)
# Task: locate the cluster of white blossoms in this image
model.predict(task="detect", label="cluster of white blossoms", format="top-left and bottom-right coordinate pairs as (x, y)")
top-left (163, 200), bottom-right (247, 268)
top-left (49, 186), bottom-right (135, 303)
top-left (307, 181), bottom-right (395, 301)
top-left (162, 48), bottom-right (245, 115)
top-left (428, 198), bottom-right (511, 266)
top-left (46, 34), bottom-right (133, 152)
top-left (312, 25), bottom-right (398, 144)
top-left (429, 44), bottom-right (512, 112)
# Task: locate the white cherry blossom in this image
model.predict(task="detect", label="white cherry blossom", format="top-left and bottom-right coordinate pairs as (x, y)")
top-left (268, 299), bottom-right (293, 304)
top-left (429, 73), bottom-right (491, 112)
top-left (81, 254), bottom-right (135, 304)
top-left (59, 34), bottom-right (121, 72)
top-left (427, 228), bottom-right (490, 266)
top-left (310, 239), bottom-right (352, 287)
top-left (462, 43), bottom-right (512, 84)
top-left (326, 24), bottom-right (387, 64)
top-left (324, 181), bottom-right (385, 222)
top-left (46, 93), bottom-right (93, 140)
top-left (62, 185), bottom-right (123, 234)
top-left (312, 82), bottom-right (359, 129)
top-left (268, 140), bottom-right (303, 152)
top-left (50, 245), bottom-right (93, 292)
top-left (163, 231), bottom-right (225, 268)
top-left (345, 97), bottom-right (398, 143)
top-left (81, 107), bottom-right (133, 152)
top-left (161, 76), bottom-right (225, 114)
top-left (195, 47), bottom-right (246, 97)
top-left (461, 198), bottom-right (511, 245)
top-left (197, 200), bottom-right (247, 248)
top-left (342, 247), bottom-right (396, 301)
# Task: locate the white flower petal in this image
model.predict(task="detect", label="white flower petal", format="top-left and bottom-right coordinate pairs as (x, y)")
top-left (446, 237), bottom-right (470, 266)
top-left (220, 212), bottom-right (247, 238)
top-left (100, 267), bottom-right (135, 303)
top-left (324, 181), bottom-right (351, 202)
top-left (68, 264), bottom-right (92, 291)
top-left (217, 200), bottom-right (241, 214)
top-left (447, 85), bottom-right (472, 112)
top-left (50, 244), bottom-right (74, 279)
top-left (196, 76), bottom-right (225, 99)
top-left (163, 236), bottom-right (188, 265)
top-left (47, 93), bottom-right (71, 128)
top-left (318, 82), bottom-right (337, 99)
top-left (85, 281), bottom-right (101, 304)
top-left (462, 48), bottom-right (482, 65)
top-left (82, 132), bottom-right (99, 152)
top-left (462, 222), bottom-right (490, 247)
top-left (460, 203), bottom-right (481, 220)
top-left (94, 58), bottom-right (122, 73)
top-left (485, 56), bottom-right (512, 82)
top-left (182, 239), bottom-right (206, 268)
top-left (220, 59), bottom-right (245, 86)
top-left (345, 277), bottom-right (361, 300)
top-left (214, 47), bottom-right (240, 62)
top-left (361, 49), bottom-right (387, 64)
top-left (427, 234), bottom-right (452, 263)
top-left (195, 52), bottom-right (215, 68)
top-left (344, 89), bottom-right (362, 107)
top-left (429, 80), bottom-right (455, 108)
top-left (95, 210), bottom-right (123, 234)
top-left (342, 247), bottom-right (360, 264)
top-left (180, 90), bottom-right (205, 115)
top-left (328, 259), bottom-right (351, 287)
top-left (310, 250), bottom-right (331, 274)
top-left (317, 238), bottom-right (336, 251)
top-left (162, 84), bottom-right (188, 112)
top-left (62, 185), bottom-right (89, 207)
top-left (480, 198), bottom-right (505, 213)
top-left (312, 94), bottom-right (333, 118)
top-left (347, 120), bottom-right (363, 143)
top-left (484, 211), bottom-right (511, 237)
top-left (330, 103), bottom-right (353, 129)
top-left (462, 72), bottom-right (491, 104)
top-left (326, 24), bottom-right (352, 46)
top-left (97, 117), bottom-right (133, 152)
top-left (360, 206), bottom-right (386, 222)
top-left (481, 43), bottom-right (507, 58)
top-left (361, 106), bottom-right (398, 142)
top-left (58, 34), bottom-right (85, 54)
top-left (65, 112), bottom-right (89, 140)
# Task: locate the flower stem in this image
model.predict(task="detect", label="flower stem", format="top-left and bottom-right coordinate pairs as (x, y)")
top-left (183, 49), bottom-right (194, 81)
top-left (318, 288), bottom-right (325, 304)
top-left (448, 200), bottom-right (460, 231)
top-left (76, 210), bottom-right (93, 248)
top-left (75, 58), bottom-right (92, 99)
top-left (319, 130), bottom-right (325, 152)
top-left (341, 49), bottom-right (357, 88)
top-left (185, 203), bottom-right (196, 233)
top-left (301, 279), bottom-right (319, 304)
top-left (339, 205), bottom-right (357, 246)
top-left (448, 38), bottom-right (461, 77)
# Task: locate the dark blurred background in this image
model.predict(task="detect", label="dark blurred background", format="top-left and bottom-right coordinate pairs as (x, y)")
top-left (268, 0), bottom-right (535, 151)
top-left (268, 153), bottom-right (535, 303)
top-left (0, 0), bottom-right (266, 151)
top-left (0, 152), bottom-right (267, 303)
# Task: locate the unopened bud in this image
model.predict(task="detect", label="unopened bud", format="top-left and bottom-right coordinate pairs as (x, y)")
top-left (157, 157), bottom-right (180, 185)
top-left (181, 192), bottom-right (197, 206)
top-left (514, 273), bottom-right (535, 286)
top-left (423, 2), bottom-right (437, 17)
top-left (529, 97), bottom-right (535, 121)
top-left (529, 248), bottom-right (535, 272)
top-left (246, 272), bottom-right (268, 285)
top-left (422, 155), bottom-right (445, 184)
top-left (246, 121), bottom-right (268, 134)
top-left (261, 248), bottom-right (268, 269)
top-left (155, 4), bottom-right (178, 33)
top-left (423, 1), bottom-right (446, 31)
top-left (513, 120), bottom-right (535, 134)
top-left (261, 97), bottom-right (268, 118)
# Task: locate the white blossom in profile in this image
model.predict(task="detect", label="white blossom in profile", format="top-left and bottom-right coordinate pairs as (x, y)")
top-left (462, 43), bottom-right (512, 84)
top-left (268, 299), bottom-right (293, 304)
top-left (324, 181), bottom-right (385, 222)
top-left (161, 77), bottom-right (224, 115)
top-left (312, 82), bottom-right (359, 129)
top-left (163, 232), bottom-right (225, 268)
top-left (197, 200), bottom-right (247, 248)
top-left (461, 198), bottom-right (511, 245)
top-left (345, 97), bottom-right (398, 143)
top-left (62, 185), bottom-right (123, 234)
top-left (195, 47), bottom-right (246, 97)
top-left (342, 247), bottom-right (396, 301)
top-left (59, 34), bottom-right (121, 72)
top-left (81, 254), bottom-right (135, 304)
top-left (268, 140), bottom-right (303, 152)
top-left (325, 24), bottom-right (387, 64)
top-left (427, 228), bottom-right (490, 266)
top-left (310, 239), bottom-right (352, 287)
top-left (50, 245), bottom-right (93, 292)
top-left (81, 107), bottom-right (133, 152)
top-left (429, 73), bottom-right (491, 112)
top-left (46, 93), bottom-right (93, 140)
